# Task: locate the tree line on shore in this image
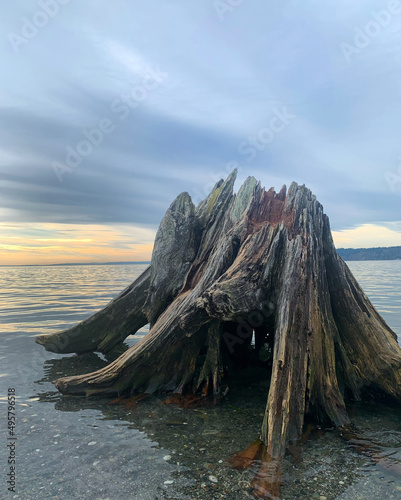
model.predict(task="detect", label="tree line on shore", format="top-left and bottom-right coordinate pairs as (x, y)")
top-left (337, 246), bottom-right (401, 261)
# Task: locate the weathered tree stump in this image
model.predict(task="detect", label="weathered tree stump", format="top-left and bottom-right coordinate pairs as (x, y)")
top-left (36, 170), bottom-right (401, 460)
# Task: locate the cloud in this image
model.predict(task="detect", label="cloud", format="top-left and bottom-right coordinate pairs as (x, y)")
top-left (0, 222), bottom-right (155, 265)
top-left (332, 223), bottom-right (401, 248)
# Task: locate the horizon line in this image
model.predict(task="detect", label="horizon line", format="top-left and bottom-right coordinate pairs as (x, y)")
top-left (0, 261), bottom-right (151, 267)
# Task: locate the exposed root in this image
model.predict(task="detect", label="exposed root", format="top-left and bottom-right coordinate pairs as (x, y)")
top-left (35, 267), bottom-right (150, 354)
top-left (251, 456), bottom-right (282, 500)
top-left (229, 440), bottom-right (264, 470)
top-left (228, 440), bottom-right (282, 498)
top-left (195, 321), bottom-right (224, 396)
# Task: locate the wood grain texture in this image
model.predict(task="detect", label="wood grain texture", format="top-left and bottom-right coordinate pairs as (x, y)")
top-left (36, 170), bottom-right (401, 459)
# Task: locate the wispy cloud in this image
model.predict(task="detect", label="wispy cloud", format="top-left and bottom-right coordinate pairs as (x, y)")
top-left (0, 223), bottom-right (155, 265)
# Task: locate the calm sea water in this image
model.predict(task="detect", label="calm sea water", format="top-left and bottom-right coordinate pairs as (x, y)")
top-left (0, 261), bottom-right (400, 499)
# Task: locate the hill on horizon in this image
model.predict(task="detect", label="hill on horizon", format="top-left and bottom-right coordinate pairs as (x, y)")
top-left (337, 246), bottom-right (401, 261)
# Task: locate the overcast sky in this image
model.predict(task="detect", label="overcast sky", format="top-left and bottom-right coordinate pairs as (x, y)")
top-left (1, 0), bottom-right (401, 264)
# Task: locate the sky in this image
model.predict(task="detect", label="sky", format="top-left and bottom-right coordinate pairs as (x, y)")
top-left (1, 0), bottom-right (401, 265)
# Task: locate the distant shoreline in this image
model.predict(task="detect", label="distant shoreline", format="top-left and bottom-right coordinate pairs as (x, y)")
top-left (337, 246), bottom-right (401, 261)
top-left (2, 246), bottom-right (401, 266)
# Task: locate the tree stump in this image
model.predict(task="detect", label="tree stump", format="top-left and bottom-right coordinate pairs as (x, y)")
top-left (36, 170), bottom-right (401, 460)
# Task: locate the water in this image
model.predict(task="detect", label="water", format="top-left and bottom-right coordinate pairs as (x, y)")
top-left (347, 261), bottom-right (401, 341)
top-left (0, 261), bottom-right (400, 499)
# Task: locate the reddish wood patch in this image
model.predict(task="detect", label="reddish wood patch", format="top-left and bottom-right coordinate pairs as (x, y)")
top-left (229, 440), bottom-right (264, 470)
top-left (229, 441), bottom-right (282, 499)
top-left (162, 393), bottom-right (220, 410)
top-left (251, 457), bottom-right (282, 500)
top-left (108, 393), bottom-right (148, 409)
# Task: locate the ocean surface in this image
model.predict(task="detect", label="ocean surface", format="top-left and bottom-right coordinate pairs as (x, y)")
top-left (0, 261), bottom-right (400, 499)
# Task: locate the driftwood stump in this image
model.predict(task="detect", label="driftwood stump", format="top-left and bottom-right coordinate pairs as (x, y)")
top-left (36, 170), bottom-right (401, 460)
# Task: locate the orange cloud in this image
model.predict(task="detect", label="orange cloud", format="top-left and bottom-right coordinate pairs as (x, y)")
top-left (0, 222), bottom-right (155, 265)
top-left (332, 224), bottom-right (401, 249)
top-left (1, 221), bottom-right (399, 266)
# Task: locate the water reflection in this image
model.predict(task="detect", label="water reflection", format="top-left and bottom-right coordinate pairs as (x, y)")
top-left (35, 355), bottom-right (401, 499)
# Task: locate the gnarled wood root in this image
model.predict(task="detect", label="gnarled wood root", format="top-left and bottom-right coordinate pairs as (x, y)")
top-left (37, 170), bottom-right (401, 461)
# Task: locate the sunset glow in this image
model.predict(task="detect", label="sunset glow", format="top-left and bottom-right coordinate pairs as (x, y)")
top-left (1, 221), bottom-right (400, 266)
top-left (0, 222), bottom-right (155, 266)
top-left (332, 224), bottom-right (401, 249)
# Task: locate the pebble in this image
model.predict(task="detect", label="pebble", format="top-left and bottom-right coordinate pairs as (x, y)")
top-left (320, 497), bottom-right (327, 500)
top-left (209, 475), bottom-right (218, 483)
top-left (166, 419), bottom-right (185, 426)
top-left (163, 455), bottom-right (172, 461)
top-left (164, 480), bottom-right (174, 485)
top-left (88, 441), bottom-right (97, 446)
